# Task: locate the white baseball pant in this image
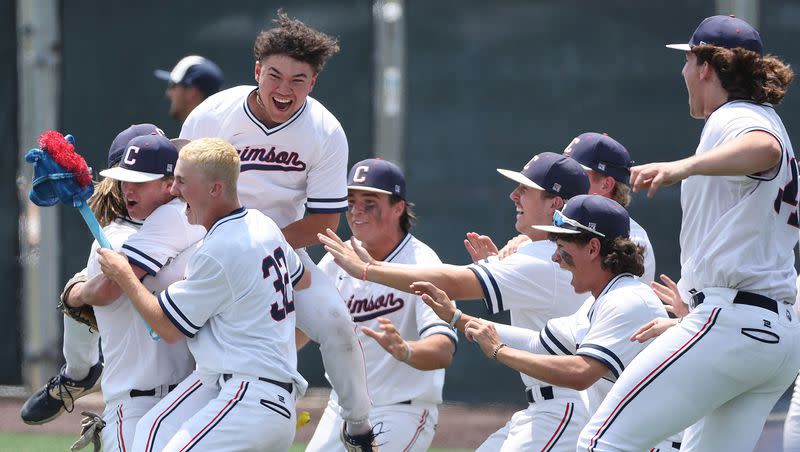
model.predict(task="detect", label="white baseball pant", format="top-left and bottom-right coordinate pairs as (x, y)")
top-left (62, 315), bottom-right (99, 380)
top-left (295, 251), bottom-right (371, 424)
top-left (579, 289), bottom-right (800, 451)
top-left (100, 395), bottom-right (162, 452)
top-left (477, 387), bottom-right (588, 452)
top-left (306, 398), bottom-right (437, 452)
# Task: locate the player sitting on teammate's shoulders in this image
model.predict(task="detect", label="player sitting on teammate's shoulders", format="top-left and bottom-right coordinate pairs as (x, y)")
top-left (63, 132), bottom-right (201, 450)
top-left (319, 153), bottom-right (595, 451)
top-left (307, 159), bottom-right (456, 452)
top-left (99, 137), bottom-right (311, 452)
top-left (418, 195), bottom-right (669, 451)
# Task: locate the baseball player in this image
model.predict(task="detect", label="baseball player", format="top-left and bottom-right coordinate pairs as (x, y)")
top-left (65, 134), bottom-right (202, 450)
top-left (179, 11), bottom-right (375, 447)
top-left (154, 55), bottom-right (224, 123)
top-left (100, 137), bottom-right (310, 452)
top-left (320, 152), bottom-right (595, 451)
top-left (307, 159), bottom-right (457, 452)
top-left (562, 132), bottom-right (656, 284)
top-left (414, 195), bottom-right (668, 451)
top-left (485, 133), bottom-right (656, 284)
top-left (580, 16), bottom-right (800, 451)
top-left (20, 123), bottom-right (166, 426)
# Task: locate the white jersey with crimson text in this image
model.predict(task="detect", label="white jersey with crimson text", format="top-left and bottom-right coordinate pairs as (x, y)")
top-left (87, 214), bottom-right (198, 404)
top-left (318, 233), bottom-right (457, 406)
top-left (468, 239), bottom-right (588, 389)
top-left (158, 208), bottom-right (308, 394)
top-left (180, 86), bottom-right (348, 228)
top-left (678, 100), bottom-right (799, 303)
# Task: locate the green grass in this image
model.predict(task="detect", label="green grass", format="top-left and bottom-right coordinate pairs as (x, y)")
top-left (0, 432), bottom-right (470, 451)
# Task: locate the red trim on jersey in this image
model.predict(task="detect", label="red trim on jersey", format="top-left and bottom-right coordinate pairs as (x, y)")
top-left (145, 379), bottom-right (202, 452)
top-left (179, 381), bottom-right (247, 452)
top-left (117, 404), bottom-right (127, 452)
top-left (587, 308), bottom-right (720, 451)
top-left (543, 402), bottom-right (574, 451)
top-left (402, 409), bottom-right (429, 452)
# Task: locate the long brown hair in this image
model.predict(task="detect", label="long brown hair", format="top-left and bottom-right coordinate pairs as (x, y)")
top-left (692, 45), bottom-right (794, 104)
top-left (88, 167), bottom-right (126, 227)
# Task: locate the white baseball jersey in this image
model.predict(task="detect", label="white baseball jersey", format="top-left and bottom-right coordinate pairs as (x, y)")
top-left (678, 100), bottom-right (799, 303)
top-left (318, 233), bottom-right (457, 406)
top-left (468, 239), bottom-right (588, 389)
top-left (536, 274), bottom-right (668, 384)
top-left (157, 208), bottom-right (308, 395)
top-left (87, 210), bottom-right (199, 404)
top-left (629, 217), bottom-right (655, 284)
top-left (180, 86), bottom-right (349, 228)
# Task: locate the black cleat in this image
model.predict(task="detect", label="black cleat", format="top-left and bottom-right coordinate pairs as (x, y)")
top-left (20, 361), bottom-right (103, 425)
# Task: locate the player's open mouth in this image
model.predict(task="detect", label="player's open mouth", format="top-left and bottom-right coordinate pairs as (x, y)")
top-left (272, 96), bottom-right (293, 111)
top-left (126, 200), bottom-right (138, 209)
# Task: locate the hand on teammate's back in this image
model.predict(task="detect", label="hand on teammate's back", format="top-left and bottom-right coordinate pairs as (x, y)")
top-left (97, 248), bottom-right (133, 285)
top-left (630, 317), bottom-right (679, 343)
top-left (463, 232), bottom-right (499, 262)
top-left (496, 234), bottom-right (530, 260)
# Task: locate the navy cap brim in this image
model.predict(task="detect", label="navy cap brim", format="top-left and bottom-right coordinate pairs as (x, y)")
top-left (666, 43), bottom-right (691, 51)
top-left (532, 224), bottom-right (580, 234)
top-left (100, 167), bottom-right (165, 183)
top-left (154, 69), bottom-right (173, 81)
top-left (496, 168), bottom-right (547, 191)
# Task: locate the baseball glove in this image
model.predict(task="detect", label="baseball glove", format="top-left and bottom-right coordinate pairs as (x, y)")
top-left (70, 411), bottom-right (105, 452)
top-left (340, 423), bottom-right (380, 452)
top-left (58, 269), bottom-right (97, 332)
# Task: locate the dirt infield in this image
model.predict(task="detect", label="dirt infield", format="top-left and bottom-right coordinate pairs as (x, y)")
top-left (0, 388), bottom-right (786, 450)
top-left (0, 389), bottom-right (516, 449)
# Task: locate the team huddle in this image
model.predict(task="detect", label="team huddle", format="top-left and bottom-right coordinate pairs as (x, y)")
top-left (18, 12), bottom-right (800, 452)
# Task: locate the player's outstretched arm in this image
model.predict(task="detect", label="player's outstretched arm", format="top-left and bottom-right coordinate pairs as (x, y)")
top-left (97, 248), bottom-right (183, 343)
top-left (319, 228), bottom-right (485, 300)
top-left (282, 212), bottom-right (340, 249)
top-left (74, 264), bottom-right (148, 307)
top-left (630, 131), bottom-right (781, 198)
top-left (362, 318), bottom-right (454, 370)
top-left (465, 318), bottom-right (608, 391)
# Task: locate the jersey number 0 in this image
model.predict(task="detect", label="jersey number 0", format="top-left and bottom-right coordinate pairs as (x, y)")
top-left (262, 248), bottom-right (295, 321)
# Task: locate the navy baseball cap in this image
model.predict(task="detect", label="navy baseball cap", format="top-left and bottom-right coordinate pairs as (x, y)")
top-left (563, 133), bottom-right (632, 185)
top-left (154, 55), bottom-right (224, 97)
top-left (347, 158), bottom-right (406, 199)
top-left (497, 152), bottom-right (589, 200)
top-left (666, 15), bottom-right (764, 56)
top-left (534, 194), bottom-right (630, 239)
top-left (100, 135), bottom-right (178, 183)
top-left (107, 124), bottom-right (165, 167)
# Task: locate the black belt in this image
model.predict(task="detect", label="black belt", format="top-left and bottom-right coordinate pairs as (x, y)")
top-left (672, 442), bottom-right (682, 450)
top-left (222, 373), bottom-right (293, 394)
top-left (130, 384), bottom-right (177, 398)
top-left (691, 291), bottom-right (778, 314)
top-left (525, 386), bottom-right (554, 403)
top-left (398, 400), bottom-right (412, 405)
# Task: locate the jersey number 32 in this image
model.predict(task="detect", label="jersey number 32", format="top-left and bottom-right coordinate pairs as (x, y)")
top-left (262, 248), bottom-right (295, 321)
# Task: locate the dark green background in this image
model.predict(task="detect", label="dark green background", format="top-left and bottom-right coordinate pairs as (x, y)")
top-left (6, 1), bottom-right (800, 403)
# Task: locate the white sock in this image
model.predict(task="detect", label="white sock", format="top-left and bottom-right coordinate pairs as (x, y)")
top-left (346, 418), bottom-right (372, 436)
top-left (62, 316), bottom-right (99, 381)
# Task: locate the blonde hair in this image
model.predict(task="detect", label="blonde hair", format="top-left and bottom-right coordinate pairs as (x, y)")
top-left (89, 168), bottom-right (126, 227)
top-left (589, 171), bottom-right (632, 207)
top-left (179, 138), bottom-right (240, 199)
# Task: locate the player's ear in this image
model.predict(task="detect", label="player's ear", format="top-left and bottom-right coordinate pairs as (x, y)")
top-left (603, 176), bottom-right (616, 194)
top-left (551, 196), bottom-right (565, 211)
top-left (588, 237), bottom-right (602, 258)
top-left (254, 60), bottom-right (262, 82)
top-left (308, 73), bottom-right (318, 92)
top-left (209, 181), bottom-right (224, 198)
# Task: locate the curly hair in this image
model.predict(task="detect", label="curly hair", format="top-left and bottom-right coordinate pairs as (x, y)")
top-left (89, 175), bottom-right (126, 227)
top-left (550, 232), bottom-right (644, 277)
top-left (692, 45), bottom-right (794, 105)
top-left (253, 10), bottom-right (340, 73)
